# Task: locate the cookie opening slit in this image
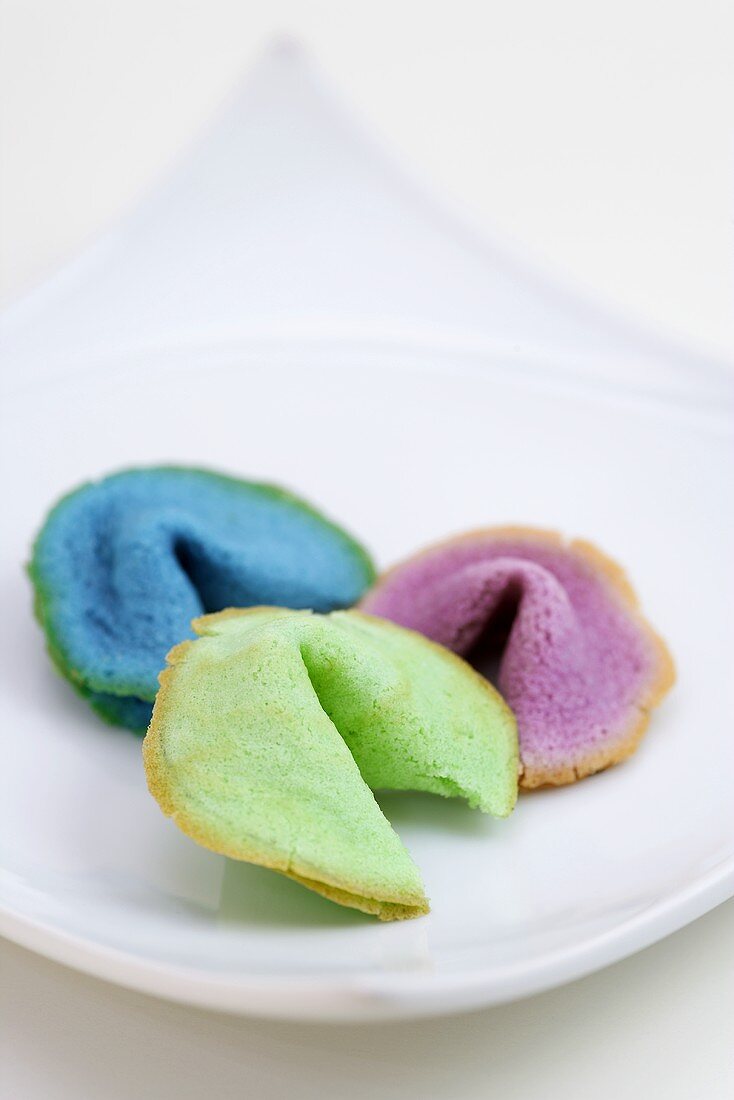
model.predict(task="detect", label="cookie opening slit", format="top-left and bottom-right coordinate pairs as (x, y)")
top-left (172, 537), bottom-right (219, 613)
top-left (463, 579), bottom-right (523, 687)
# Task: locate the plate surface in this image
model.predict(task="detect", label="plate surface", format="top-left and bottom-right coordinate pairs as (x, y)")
top-left (1, 339), bottom-right (732, 1020)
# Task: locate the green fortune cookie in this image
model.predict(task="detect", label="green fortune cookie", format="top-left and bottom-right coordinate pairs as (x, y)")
top-left (143, 607), bottom-right (519, 920)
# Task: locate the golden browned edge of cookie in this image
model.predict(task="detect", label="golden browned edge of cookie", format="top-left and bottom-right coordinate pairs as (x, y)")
top-left (360, 526), bottom-right (676, 790)
top-left (142, 623), bottom-right (430, 922)
top-left (191, 605), bottom-right (299, 634)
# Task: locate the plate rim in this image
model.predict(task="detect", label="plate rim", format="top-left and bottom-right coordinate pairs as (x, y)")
top-left (1, 858), bottom-right (731, 1021)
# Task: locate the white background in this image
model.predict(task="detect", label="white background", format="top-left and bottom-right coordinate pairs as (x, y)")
top-left (1, 2), bottom-right (732, 1097)
top-left (2, 0), bottom-right (732, 359)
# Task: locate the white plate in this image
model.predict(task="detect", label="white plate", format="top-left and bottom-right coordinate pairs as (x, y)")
top-left (1, 338), bottom-right (732, 1021)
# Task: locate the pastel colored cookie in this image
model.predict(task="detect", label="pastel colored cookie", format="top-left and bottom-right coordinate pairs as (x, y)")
top-left (360, 528), bottom-right (675, 788)
top-left (143, 607), bottom-right (518, 920)
top-left (29, 467), bottom-right (375, 731)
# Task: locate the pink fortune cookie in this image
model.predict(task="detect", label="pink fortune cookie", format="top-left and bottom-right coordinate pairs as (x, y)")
top-left (361, 528), bottom-right (675, 788)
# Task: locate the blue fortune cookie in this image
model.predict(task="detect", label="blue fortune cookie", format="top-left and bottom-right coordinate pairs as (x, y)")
top-left (29, 467), bottom-right (376, 731)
